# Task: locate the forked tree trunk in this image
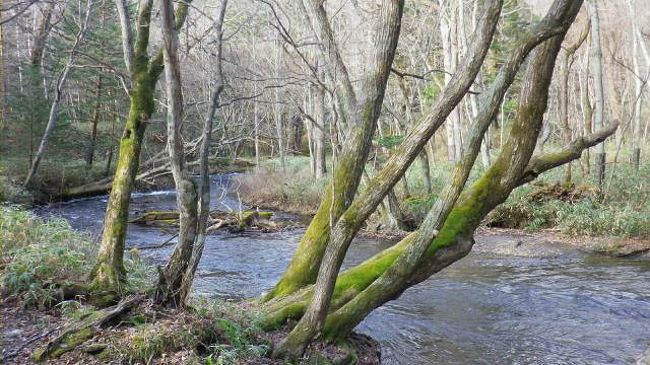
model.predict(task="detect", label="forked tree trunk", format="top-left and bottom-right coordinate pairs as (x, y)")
top-left (263, 0), bottom-right (384, 301)
top-left (156, 0), bottom-right (228, 307)
top-left (273, 0), bottom-right (504, 357)
top-left (319, 31), bottom-right (573, 341)
top-left (153, 0), bottom-right (198, 307)
top-left (266, 1), bottom-right (601, 356)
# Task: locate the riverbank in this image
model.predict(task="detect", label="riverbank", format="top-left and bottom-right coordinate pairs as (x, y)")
top-left (0, 205), bottom-right (380, 364)
top-left (1, 297), bottom-right (380, 364)
top-left (233, 157), bottom-right (650, 257)
top-left (3, 192), bottom-right (650, 363)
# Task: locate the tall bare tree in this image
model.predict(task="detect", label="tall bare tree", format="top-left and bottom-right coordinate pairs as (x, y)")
top-left (24, 0), bottom-right (92, 186)
top-left (587, 0), bottom-right (606, 189)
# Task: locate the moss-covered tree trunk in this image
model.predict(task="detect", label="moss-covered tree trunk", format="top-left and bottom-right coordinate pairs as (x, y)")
top-left (318, 30), bottom-right (576, 340)
top-left (262, 0), bottom-right (374, 301)
top-left (265, 0), bottom-right (618, 355)
top-left (274, 0), bottom-right (505, 356)
top-left (91, 68), bottom-right (155, 291)
top-left (90, 0), bottom-right (191, 292)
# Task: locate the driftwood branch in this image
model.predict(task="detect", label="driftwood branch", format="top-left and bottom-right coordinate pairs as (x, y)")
top-left (0, 329), bottom-right (56, 361)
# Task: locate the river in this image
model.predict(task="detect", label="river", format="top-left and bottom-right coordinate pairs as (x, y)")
top-left (37, 174), bottom-right (650, 364)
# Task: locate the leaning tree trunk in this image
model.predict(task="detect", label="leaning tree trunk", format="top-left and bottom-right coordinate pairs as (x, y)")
top-left (264, 3), bottom-right (616, 346)
top-left (274, 0), bottom-right (502, 356)
top-left (319, 30), bottom-right (574, 341)
top-left (263, 0), bottom-right (380, 301)
top-left (265, 0), bottom-right (596, 351)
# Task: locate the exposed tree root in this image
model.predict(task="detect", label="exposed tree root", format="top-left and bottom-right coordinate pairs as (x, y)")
top-left (32, 295), bottom-right (144, 361)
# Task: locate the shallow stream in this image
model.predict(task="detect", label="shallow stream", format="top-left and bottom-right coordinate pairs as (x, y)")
top-left (38, 174), bottom-right (650, 364)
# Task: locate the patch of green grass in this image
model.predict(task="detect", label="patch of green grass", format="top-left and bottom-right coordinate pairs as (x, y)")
top-left (0, 205), bottom-right (155, 307)
top-left (0, 205), bottom-right (96, 307)
top-left (487, 168), bottom-right (650, 238)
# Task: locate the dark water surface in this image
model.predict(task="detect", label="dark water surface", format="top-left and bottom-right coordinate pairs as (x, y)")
top-left (38, 175), bottom-right (650, 364)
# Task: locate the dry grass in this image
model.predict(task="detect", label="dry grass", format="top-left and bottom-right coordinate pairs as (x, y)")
top-left (234, 164), bottom-right (326, 216)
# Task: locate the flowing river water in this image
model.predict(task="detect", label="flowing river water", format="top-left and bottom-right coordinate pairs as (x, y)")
top-left (38, 174), bottom-right (650, 364)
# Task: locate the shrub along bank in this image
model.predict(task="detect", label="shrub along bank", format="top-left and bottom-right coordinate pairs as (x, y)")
top-left (235, 157), bottom-right (650, 239)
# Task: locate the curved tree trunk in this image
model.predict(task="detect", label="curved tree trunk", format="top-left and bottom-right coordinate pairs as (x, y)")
top-left (272, 0), bottom-right (407, 356)
top-left (320, 30), bottom-right (573, 340)
top-left (263, 0), bottom-right (384, 301)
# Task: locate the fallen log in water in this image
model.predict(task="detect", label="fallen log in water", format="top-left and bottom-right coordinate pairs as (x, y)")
top-left (128, 210), bottom-right (285, 233)
top-left (61, 158), bottom-right (255, 200)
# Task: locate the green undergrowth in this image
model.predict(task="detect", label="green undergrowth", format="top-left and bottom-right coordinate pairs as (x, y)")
top-left (487, 164), bottom-right (650, 238)
top-left (0, 205), bottom-right (272, 363)
top-left (0, 176), bottom-right (35, 204)
top-left (1, 155), bottom-right (115, 203)
top-left (0, 205), bottom-right (154, 307)
top-left (106, 300), bottom-right (270, 364)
